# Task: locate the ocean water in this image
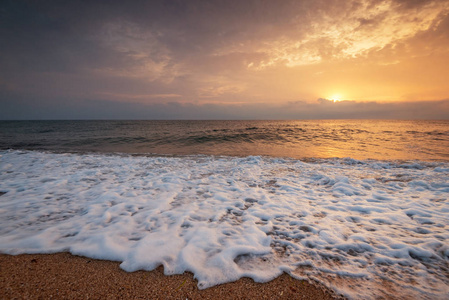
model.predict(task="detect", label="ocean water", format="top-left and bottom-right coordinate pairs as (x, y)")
top-left (0, 120), bottom-right (448, 299)
top-left (1, 120), bottom-right (448, 161)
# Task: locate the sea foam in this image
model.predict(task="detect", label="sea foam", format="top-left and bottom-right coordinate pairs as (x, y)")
top-left (0, 150), bottom-right (448, 299)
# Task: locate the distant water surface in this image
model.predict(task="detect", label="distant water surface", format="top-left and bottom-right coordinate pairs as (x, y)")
top-left (1, 120), bottom-right (448, 161)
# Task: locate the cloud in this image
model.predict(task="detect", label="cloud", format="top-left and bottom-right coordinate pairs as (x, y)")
top-left (218, 0), bottom-right (449, 69)
top-left (0, 0), bottom-right (448, 118)
top-left (96, 92), bottom-right (182, 102)
top-left (1, 88), bottom-right (447, 120)
top-left (94, 20), bottom-right (183, 83)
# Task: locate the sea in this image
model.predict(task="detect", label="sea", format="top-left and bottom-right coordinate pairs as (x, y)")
top-left (0, 120), bottom-right (448, 299)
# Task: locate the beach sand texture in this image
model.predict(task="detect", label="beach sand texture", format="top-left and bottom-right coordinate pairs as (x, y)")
top-left (0, 253), bottom-right (341, 299)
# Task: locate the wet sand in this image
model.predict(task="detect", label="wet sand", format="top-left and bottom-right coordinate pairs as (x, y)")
top-left (0, 253), bottom-right (342, 299)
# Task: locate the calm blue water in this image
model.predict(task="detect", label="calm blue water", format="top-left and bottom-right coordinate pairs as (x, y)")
top-left (1, 120), bottom-right (448, 161)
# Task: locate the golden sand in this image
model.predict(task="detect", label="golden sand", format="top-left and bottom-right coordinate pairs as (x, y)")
top-left (0, 253), bottom-right (342, 299)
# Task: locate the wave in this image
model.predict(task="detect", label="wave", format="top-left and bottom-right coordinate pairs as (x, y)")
top-left (1, 120), bottom-right (449, 161)
top-left (1, 150), bottom-right (448, 299)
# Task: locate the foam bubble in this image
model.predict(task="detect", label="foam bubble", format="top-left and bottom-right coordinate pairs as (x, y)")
top-left (0, 150), bottom-right (448, 299)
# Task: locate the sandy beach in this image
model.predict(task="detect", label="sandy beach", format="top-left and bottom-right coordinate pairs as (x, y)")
top-left (0, 253), bottom-right (341, 299)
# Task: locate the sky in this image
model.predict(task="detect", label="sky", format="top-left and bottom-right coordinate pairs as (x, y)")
top-left (1, 0), bottom-right (449, 120)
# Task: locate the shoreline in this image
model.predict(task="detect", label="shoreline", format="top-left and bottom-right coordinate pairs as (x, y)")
top-left (0, 253), bottom-right (342, 299)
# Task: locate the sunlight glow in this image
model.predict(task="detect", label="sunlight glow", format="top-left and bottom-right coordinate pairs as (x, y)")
top-left (330, 94), bottom-right (342, 102)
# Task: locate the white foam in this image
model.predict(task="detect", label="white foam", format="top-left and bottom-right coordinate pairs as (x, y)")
top-left (0, 150), bottom-right (448, 299)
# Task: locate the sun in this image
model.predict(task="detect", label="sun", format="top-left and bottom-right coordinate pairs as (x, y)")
top-left (329, 94), bottom-right (342, 102)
